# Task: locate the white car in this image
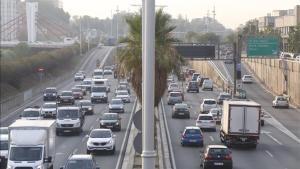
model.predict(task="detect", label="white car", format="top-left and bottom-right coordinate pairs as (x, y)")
top-left (242, 75), bottom-right (253, 83)
top-left (168, 83), bottom-right (179, 92)
top-left (86, 129), bottom-right (116, 154)
top-left (20, 107), bottom-right (42, 120)
top-left (41, 102), bottom-right (57, 118)
top-left (200, 99), bottom-right (217, 113)
top-left (74, 73), bottom-right (85, 81)
top-left (202, 79), bottom-right (213, 91)
top-left (116, 90), bottom-right (131, 103)
top-left (272, 96), bottom-right (289, 108)
top-left (109, 98), bottom-right (125, 113)
top-left (196, 114), bottom-right (216, 131)
top-left (209, 108), bottom-right (222, 124)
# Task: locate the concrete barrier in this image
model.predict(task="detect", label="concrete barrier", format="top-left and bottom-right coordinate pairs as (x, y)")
top-left (244, 58), bottom-right (300, 107)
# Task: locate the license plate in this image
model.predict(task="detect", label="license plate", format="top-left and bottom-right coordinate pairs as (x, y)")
top-left (189, 139), bottom-right (197, 142)
top-left (241, 137), bottom-right (247, 142)
top-left (107, 126), bottom-right (113, 128)
top-left (214, 162), bottom-right (223, 166)
top-left (64, 130), bottom-right (71, 132)
top-left (179, 113), bottom-right (184, 115)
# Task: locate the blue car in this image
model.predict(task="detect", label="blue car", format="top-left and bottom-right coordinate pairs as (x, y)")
top-left (181, 126), bottom-right (204, 147)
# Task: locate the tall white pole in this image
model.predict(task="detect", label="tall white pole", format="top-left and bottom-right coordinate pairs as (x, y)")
top-left (79, 16), bottom-right (82, 56)
top-left (142, 0), bottom-right (156, 169)
top-left (116, 6), bottom-right (119, 43)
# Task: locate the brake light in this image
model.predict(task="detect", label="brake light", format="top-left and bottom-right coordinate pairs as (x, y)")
top-left (205, 155), bottom-right (212, 160)
top-left (224, 155), bottom-right (232, 160)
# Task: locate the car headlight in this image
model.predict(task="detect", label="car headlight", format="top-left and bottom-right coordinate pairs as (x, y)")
top-left (115, 122), bottom-right (119, 125)
top-left (44, 94), bottom-right (47, 96)
top-left (7, 165), bottom-right (12, 169)
top-left (88, 107), bottom-right (92, 110)
top-left (108, 139), bottom-right (113, 144)
top-left (37, 165), bottom-right (42, 169)
top-left (74, 122), bottom-right (81, 127)
top-left (100, 121), bottom-right (104, 125)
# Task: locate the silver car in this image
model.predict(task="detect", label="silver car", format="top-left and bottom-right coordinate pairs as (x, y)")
top-left (167, 92), bottom-right (183, 105)
top-left (272, 96), bottom-right (289, 108)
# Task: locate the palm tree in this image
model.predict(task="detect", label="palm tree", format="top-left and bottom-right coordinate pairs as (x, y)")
top-left (117, 9), bottom-right (184, 106)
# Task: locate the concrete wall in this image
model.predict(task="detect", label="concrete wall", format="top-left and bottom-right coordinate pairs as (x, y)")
top-left (244, 58), bottom-right (300, 107)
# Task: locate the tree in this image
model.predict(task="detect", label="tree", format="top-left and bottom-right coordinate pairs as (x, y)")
top-left (117, 9), bottom-right (184, 106)
top-left (288, 25), bottom-right (300, 53)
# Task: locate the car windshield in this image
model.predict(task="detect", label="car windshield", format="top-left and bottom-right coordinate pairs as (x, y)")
top-left (208, 148), bottom-right (229, 155)
top-left (62, 92), bottom-right (72, 96)
top-left (90, 130), bottom-right (111, 138)
top-left (102, 114), bottom-right (118, 120)
top-left (10, 147), bottom-right (42, 161)
top-left (94, 81), bottom-right (105, 85)
top-left (0, 140), bottom-right (8, 150)
top-left (117, 85), bottom-right (127, 90)
top-left (170, 84), bottom-right (178, 88)
top-left (245, 75), bottom-right (252, 78)
top-left (22, 111), bottom-right (39, 117)
top-left (82, 81), bottom-right (91, 85)
top-left (204, 100), bottom-right (216, 104)
top-left (277, 97), bottom-right (287, 101)
top-left (80, 101), bottom-right (92, 106)
top-left (92, 87), bottom-right (106, 92)
top-left (170, 93), bottom-right (181, 97)
top-left (185, 129), bottom-right (201, 134)
top-left (43, 103), bottom-right (56, 108)
top-left (58, 110), bottom-right (79, 119)
top-left (75, 73), bottom-right (83, 76)
top-left (189, 82), bottom-right (197, 86)
top-left (45, 88), bottom-right (56, 93)
top-left (94, 71), bottom-right (103, 76)
top-left (111, 99), bottom-right (123, 104)
top-left (65, 159), bottom-right (93, 169)
top-left (118, 91), bottom-right (128, 95)
top-left (198, 116), bottom-right (213, 120)
top-left (0, 128), bottom-right (8, 134)
top-left (72, 88), bottom-right (82, 92)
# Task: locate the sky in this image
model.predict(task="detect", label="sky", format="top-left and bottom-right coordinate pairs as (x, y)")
top-left (62, 0), bottom-right (300, 29)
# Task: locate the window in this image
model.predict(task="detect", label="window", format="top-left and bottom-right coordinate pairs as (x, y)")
top-left (198, 116), bottom-right (213, 120)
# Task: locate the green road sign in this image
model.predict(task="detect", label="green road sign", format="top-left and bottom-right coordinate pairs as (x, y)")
top-left (247, 36), bottom-right (279, 57)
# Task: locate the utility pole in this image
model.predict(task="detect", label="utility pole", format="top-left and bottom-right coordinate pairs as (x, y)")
top-left (233, 42), bottom-right (237, 96)
top-left (110, 10), bottom-right (113, 37)
top-left (142, 0), bottom-right (156, 169)
top-left (116, 6), bottom-right (119, 43)
top-left (87, 20), bottom-right (90, 51)
top-left (79, 16), bottom-right (82, 56)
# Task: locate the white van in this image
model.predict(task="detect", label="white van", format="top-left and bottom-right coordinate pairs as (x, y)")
top-left (92, 78), bottom-right (110, 92)
top-left (93, 69), bottom-right (104, 79)
top-left (202, 79), bottom-right (213, 91)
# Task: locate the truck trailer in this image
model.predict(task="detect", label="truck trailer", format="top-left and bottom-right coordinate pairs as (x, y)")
top-left (220, 100), bottom-right (261, 148)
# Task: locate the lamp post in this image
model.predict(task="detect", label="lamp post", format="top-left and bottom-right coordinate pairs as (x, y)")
top-left (141, 0), bottom-right (156, 169)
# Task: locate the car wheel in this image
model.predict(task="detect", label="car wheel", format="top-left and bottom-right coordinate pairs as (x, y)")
top-left (111, 147), bottom-right (116, 155)
top-left (87, 150), bottom-right (91, 154)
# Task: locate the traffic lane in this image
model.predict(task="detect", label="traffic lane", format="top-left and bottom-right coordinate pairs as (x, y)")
top-left (0, 48), bottom-right (109, 127)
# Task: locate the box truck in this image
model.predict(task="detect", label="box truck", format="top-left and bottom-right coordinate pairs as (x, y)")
top-left (7, 120), bottom-right (55, 169)
top-left (220, 100), bottom-right (261, 148)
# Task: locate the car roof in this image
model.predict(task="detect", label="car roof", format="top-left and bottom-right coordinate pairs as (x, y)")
top-left (169, 91), bottom-right (181, 94)
top-left (203, 99), bottom-right (216, 101)
top-left (0, 134), bottom-right (8, 140)
top-left (219, 92), bottom-right (230, 95)
top-left (24, 107), bottom-right (40, 111)
top-left (91, 128), bottom-right (112, 133)
top-left (83, 78), bottom-right (92, 81)
top-left (198, 114), bottom-right (213, 117)
top-left (61, 90), bottom-right (72, 93)
top-left (117, 90), bottom-right (129, 93)
top-left (207, 145), bottom-right (228, 149)
top-left (58, 107), bottom-right (80, 110)
top-left (69, 154), bottom-right (93, 160)
top-left (111, 98), bottom-right (123, 101)
top-left (46, 87), bottom-right (56, 90)
top-left (43, 102), bottom-right (56, 105)
top-left (174, 103), bottom-right (188, 108)
top-left (185, 126), bottom-right (200, 130)
top-left (79, 100), bottom-right (91, 103)
top-left (103, 113), bottom-right (118, 116)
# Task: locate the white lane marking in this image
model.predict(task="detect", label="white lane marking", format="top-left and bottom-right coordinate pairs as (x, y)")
top-left (73, 148), bottom-right (78, 154)
top-left (265, 133), bottom-right (283, 145)
top-left (261, 130), bottom-right (272, 134)
top-left (264, 110), bottom-right (300, 144)
top-left (209, 136), bottom-right (214, 142)
top-left (265, 150), bottom-right (274, 158)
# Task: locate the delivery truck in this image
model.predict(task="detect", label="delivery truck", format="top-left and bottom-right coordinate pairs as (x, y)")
top-left (7, 120), bottom-right (55, 169)
top-left (220, 100), bottom-right (261, 148)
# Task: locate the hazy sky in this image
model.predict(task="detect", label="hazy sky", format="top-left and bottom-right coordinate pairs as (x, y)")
top-left (62, 0), bottom-right (299, 29)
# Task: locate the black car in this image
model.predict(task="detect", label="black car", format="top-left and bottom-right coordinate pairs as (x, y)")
top-left (186, 81), bottom-right (199, 93)
top-left (217, 92), bottom-right (232, 104)
top-left (99, 113), bottom-right (121, 131)
top-left (200, 145), bottom-right (233, 169)
top-left (43, 87), bottom-right (58, 101)
top-left (58, 91), bottom-right (75, 105)
top-left (78, 100), bottom-right (94, 115)
top-left (172, 103), bottom-right (190, 118)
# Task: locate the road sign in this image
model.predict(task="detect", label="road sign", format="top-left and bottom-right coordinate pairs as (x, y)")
top-left (247, 36), bottom-right (279, 57)
top-left (174, 43), bottom-right (215, 59)
top-left (133, 132), bottom-right (142, 154)
top-left (133, 109), bottom-right (142, 131)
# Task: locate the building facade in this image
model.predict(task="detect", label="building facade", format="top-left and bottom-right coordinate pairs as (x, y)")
top-left (1, 0), bottom-right (20, 41)
top-left (258, 15), bottom-right (275, 32)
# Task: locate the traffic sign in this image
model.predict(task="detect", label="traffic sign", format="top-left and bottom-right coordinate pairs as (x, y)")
top-left (133, 132), bottom-right (142, 154)
top-left (247, 36), bottom-right (279, 57)
top-left (133, 109), bottom-right (142, 131)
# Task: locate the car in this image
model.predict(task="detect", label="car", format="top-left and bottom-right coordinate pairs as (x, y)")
top-left (100, 113), bottom-right (121, 131)
top-left (188, 69), bottom-right (196, 76)
top-left (209, 108), bottom-right (222, 124)
top-left (202, 79), bottom-right (213, 91)
top-left (41, 102), bottom-right (57, 118)
top-left (0, 134), bottom-right (9, 168)
top-left (58, 91), bottom-right (75, 105)
top-left (186, 81), bottom-right (199, 93)
top-left (60, 154), bottom-right (100, 169)
top-left (109, 98), bottom-right (125, 113)
top-left (20, 106), bottom-right (42, 120)
top-left (74, 72), bottom-right (85, 81)
top-left (72, 87), bottom-right (84, 100)
top-left (217, 92), bottom-right (232, 104)
top-left (78, 100), bottom-right (94, 115)
top-left (180, 126), bottom-right (204, 147)
top-left (172, 89), bottom-right (184, 101)
top-left (196, 114), bottom-right (216, 131)
top-left (167, 75), bottom-right (175, 83)
top-left (91, 86), bottom-right (108, 103)
top-left (168, 83), bottom-right (180, 93)
top-left (82, 78), bottom-right (92, 92)
top-left (43, 87), bottom-right (58, 101)
top-left (104, 69), bottom-right (113, 75)
top-left (200, 99), bottom-right (217, 113)
top-left (86, 129), bottom-right (116, 154)
top-left (167, 91), bottom-right (183, 105)
top-left (93, 69), bottom-right (104, 79)
top-left (199, 77), bottom-right (209, 87)
top-left (92, 78), bottom-right (110, 92)
top-left (200, 145), bottom-right (233, 169)
top-left (116, 90), bottom-right (131, 103)
top-left (272, 95), bottom-right (289, 108)
top-left (78, 70), bottom-right (86, 78)
top-left (172, 103), bottom-right (190, 118)
top-left (191, 73), bottom-right (200, 81)
top-left (242, 75), bottom-right (253, 83)
top-left (75, 84), bottom-right (87, 96)
top-left (115, 84), bottom-right (130, 95)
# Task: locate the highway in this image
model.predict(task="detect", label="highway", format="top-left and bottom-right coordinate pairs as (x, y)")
top-left (162, 70), bottom-right (300, 169)
top-left (1, 46), bottom-right (136, 169)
